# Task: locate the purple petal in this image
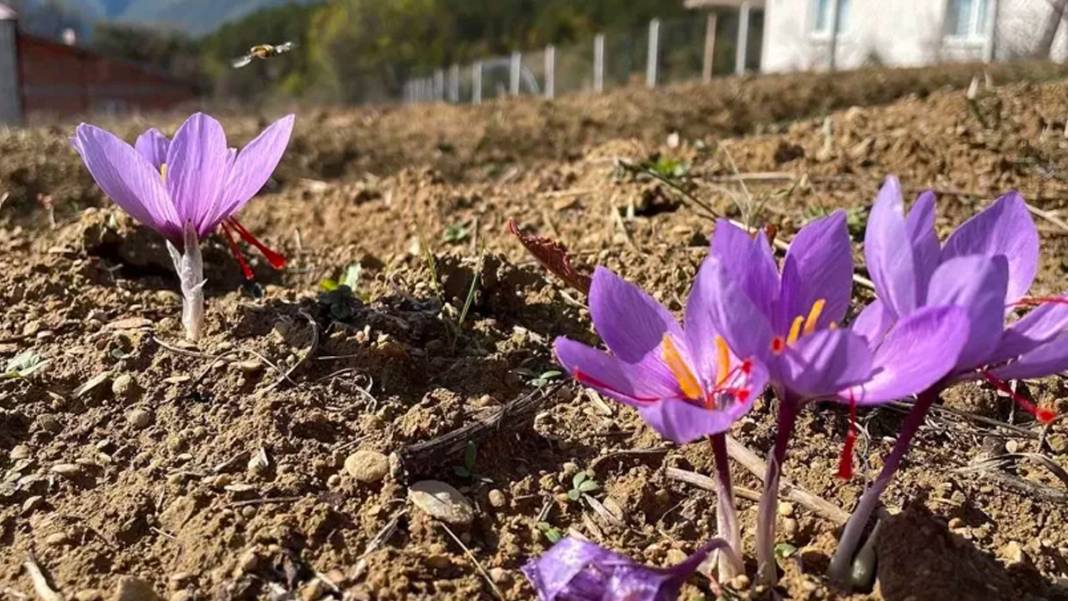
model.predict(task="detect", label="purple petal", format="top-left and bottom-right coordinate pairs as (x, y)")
top-left (165, 112), bottom-right (229, 226)
top-left (522, 537), bottom-right (633, 601)
top-left (203, 114), bottom-right (295, 232)
top-left (588, 267), bottom-right (683, 364)
top-left (845, 305), bottom-right (969, 405)
top-left (941, 191), bottom-right (1038, 304)
top-left (851, 299), bottom-right (895, 346)
top-left (926, 255), bottom-right (1009, 371)
top-left (777, 328), bottom-right (873, 398)
top-left (134, 128), bottom-right (170, 169)
top-left (73, 123), bottom-right (180, 239)
top-left (522, 537), bottom-right (718, 601)
top-left (710, 219), bottom-right (779, 318)
top-left (865, 176), bottom-right (917, 316)
top-left (906, 190), bottom-right (941, 300)
top-left (991, 332), bottom-right (1068, 380)
top-left (554, 337), bottom-right (677, 406)
top-left (780, 210), bottom-right (854, 329)
top-left (701, 258), bottom-right (775, 363)
top-left (989, 300), bottom-right (1068, 364)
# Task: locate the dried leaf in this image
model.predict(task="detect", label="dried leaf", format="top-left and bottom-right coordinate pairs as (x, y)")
top-left (507, 219), bottom-right (591, 295)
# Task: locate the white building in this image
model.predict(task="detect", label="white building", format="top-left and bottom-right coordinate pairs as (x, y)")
top-left (0, 2), bottom-right (19, 124)
top-left (763, 0), bottom-right (1068, 71)
top-left (688, 0), bottom-right (1068, 74)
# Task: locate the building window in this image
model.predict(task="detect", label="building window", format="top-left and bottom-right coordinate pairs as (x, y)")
top-left (945, 0), bottom-right (989, 40)
top-left (812, 0), bottom-right (850, 35)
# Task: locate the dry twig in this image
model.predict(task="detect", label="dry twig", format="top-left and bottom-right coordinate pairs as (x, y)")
top-left (23, 554), bottom-right (62, 601)
top-left (436, 520), bottom-right (504, 600)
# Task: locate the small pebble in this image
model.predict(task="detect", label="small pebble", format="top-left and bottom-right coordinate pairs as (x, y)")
top-left (10, 444), bottom-right (30, 460)
top-left (112, 576), bottom-right (162, 601)
top-left (777, 502), bottom-right (795, 517)
top-left (235, 359), bottom-right (263, 373)
top-left (74, 590), bottom-right (104, 601)
top-left (488, 489), bottom-right (507, 508)
top-left (126, 408), bottom-right (153, 429)
top-left (664, 548), bottom-right (687, 565)
top-left (344, 450), bottom-right (390, 483)
top-left (782, 517), bottom-right (799, 536)
top-left (948, 517), bottom-right (965, 530)
top-left (112, 374), bottom-right (141, 401)
top-left (1000, 541), bottom-right (1031, 567)
top-left (45, 531), bottom-right (70, 546)
top-left (730, 574), bottom-right (750, 589)
top-left (488, 567), bottom-right (510, 584)
top-left (37, 414), bottom-right (62, 434)
top-left (51, 463), bottom-right (82, 477)
top-left (409, 480), bottom-right (475, 525)
top-left (1005, 439), bottom-right (1020, 454)
top-left (426, 554), bottom-right (451, 569)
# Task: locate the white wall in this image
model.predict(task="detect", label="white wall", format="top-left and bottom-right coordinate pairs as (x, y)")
top-left (0, 20), bottom-right (19, 124)
top-left (761, 0), bottom-right (1065, 73)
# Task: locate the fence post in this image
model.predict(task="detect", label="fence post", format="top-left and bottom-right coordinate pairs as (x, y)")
top-left (646, 18), bottom-right (660, 88)
top-left (434, 69), bottom-right (445, 101)
top-left (472, 61), bottom-right (482, 104)
top-left (983, 0), bottom-right (1000, 62)
top-left (510, 51), bottom-right (522, 95)
top-left (593, 33), bottom-right (605, 92)
top-left (736, 2), bottom-right (750, 75)
top-left (828, 0), bottom-right (840, 71)
top-left (703, 12), bottom-right (718, 83)
top-left (545, 45), bottom-right (556, 99)
top-left (448, 64), bottom-right (460, 103)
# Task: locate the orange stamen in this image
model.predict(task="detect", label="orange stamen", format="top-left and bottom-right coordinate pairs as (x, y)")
top-left (981, 371), bottom-right (1057, 424)
top-left (226, 218), bottom-right (287, 270)
top-left (837, 389), bottom-right (858, 480)
top-left (714, 335), bottom-right (731, 386)
top-left (803, 298), bottom-right (827, 335)
top-left (662, 335), bottom-right (702, 401)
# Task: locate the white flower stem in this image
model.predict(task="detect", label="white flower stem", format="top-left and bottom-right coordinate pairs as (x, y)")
top-left (166, 223), bottom-right (206, 342)
top-left (710, 433), bottom-right (742, 581)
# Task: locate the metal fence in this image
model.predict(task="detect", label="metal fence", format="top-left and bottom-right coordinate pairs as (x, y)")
top-left (403, 10), bottom-right (761, 105)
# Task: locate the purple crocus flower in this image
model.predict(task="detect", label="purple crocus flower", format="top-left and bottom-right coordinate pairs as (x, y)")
top-left (701, 211), bottom-right (969, 585)
top-left (522, 536), bottom-right (735, 601)
top-left (554, 266), bottom-right (768, 445)
top-left (72, 112), bottom-right (294, 341)
top-left (553, 264), bottom-right (768, 578)
top-left (829, 177), bottom-right (1065, 586)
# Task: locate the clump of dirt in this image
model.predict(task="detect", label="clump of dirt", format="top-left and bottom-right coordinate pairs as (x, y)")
top-left (2, 63), bottom-right (1068, 601)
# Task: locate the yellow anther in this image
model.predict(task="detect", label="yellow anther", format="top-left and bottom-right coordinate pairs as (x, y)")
top-left (160, 163), bottom-right (168, 183)
top-left (803, 298), bottom-right (827, 335)
top-left (787, 315), bottom-right (804, 346)
top-left (662, 334), bottom-right (702, 401)
top-left (715, 335), bottom-right (731, 386)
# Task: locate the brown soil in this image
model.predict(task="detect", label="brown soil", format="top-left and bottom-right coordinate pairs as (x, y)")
top-left (2, 61), bottom-right (1068, 601)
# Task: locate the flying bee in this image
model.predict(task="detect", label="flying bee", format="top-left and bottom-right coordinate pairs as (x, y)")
top-left (231, 42), bottom-right (296, 69)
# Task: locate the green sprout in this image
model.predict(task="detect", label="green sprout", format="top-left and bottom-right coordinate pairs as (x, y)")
top-left (567, 470), bottom-right (600, 501)
top-left (648, 155), bottom-right (689, 180)
top-left (774, 542), bottom-right (798, 561)
top-left (452, 440), bottom-right (491, 483)
top-left (442, 223), bottom-right (470, 244)
top-left (536, 521), bottom-right (563, 544)
top-left (516, 368), bottom-right (562, 388)
top-left (3, 351), bottom-right (50, 380)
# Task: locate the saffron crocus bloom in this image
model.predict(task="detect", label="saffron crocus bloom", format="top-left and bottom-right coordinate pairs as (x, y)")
top-left (553, 265), bottom-right (768, 578)
top-left (829, 177), bottom-right (1066, 587)
top-left (701, 212), bottom-right (969, 585)
top-left (72, 113), bottom-right (294, 341)
top-left (522, 536), bottom-right (737, 601)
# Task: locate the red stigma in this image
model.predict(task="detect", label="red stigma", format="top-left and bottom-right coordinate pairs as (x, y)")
top-left (837, 390), bottom-right (858, 480)
top-left (981, 371), bottom-right (1057, 425)
top-left (573, 369), bottom-right (659, 403)
top-left (220, 222), bottom-right (254, 280)
top-left (740, 359), bottom-right (753, 375)
top-left (770, 336), bottom-right (786, 354)
top-left (735, 388), bottom-right (750, 403)
top-left (226, 218), bottom-right (287, 270)
top-left (1011, 296), bottom-right (1068, 308)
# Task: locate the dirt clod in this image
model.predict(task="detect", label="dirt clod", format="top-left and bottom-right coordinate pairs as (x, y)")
top-left (343, 450), bottom-right (389, 483)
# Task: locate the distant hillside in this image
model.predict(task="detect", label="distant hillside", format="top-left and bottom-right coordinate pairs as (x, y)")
top-left (117, 0), bottom-right (308, 35)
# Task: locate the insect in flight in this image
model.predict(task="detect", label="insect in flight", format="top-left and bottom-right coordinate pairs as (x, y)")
top-left (232, 42), bottom-right (296, 69)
